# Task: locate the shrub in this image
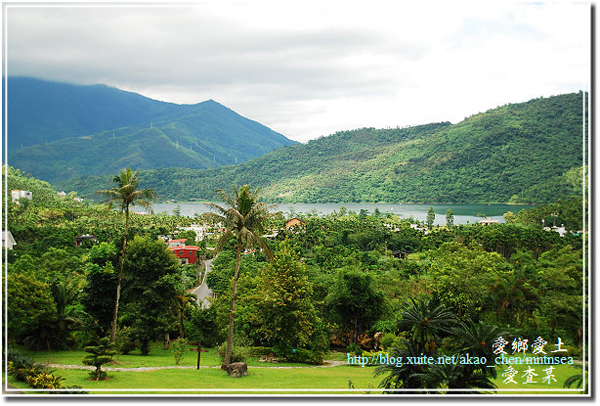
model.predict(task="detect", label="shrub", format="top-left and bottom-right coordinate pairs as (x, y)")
top-left (216, 342), bottom-right (249, 363)
top-left (287, 348), bottom-right (324, 365)
top-left (371, 320), bottom-right (399, 334)
top-left (6, 349), bottom-right (70, 391)
top-left (171, 338), bottom-right (188, 365)
top-left (346, 343), bottom-right (363, 357)
top-left (247, 346), bottom-right (274, 357)
top-left (380, 333), bottom-right (402, 351)
top-left (114, 326), bottom-right (136, 355)
top-left (26, 371), bottom-right (65, 389)
top-left (82, 337), bottom-right (117, 381)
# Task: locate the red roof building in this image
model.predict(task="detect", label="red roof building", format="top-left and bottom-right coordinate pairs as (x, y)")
top-left (169, 245), bottom-right (201, 265)
top-left (168, 239), bottom-right (187, 248)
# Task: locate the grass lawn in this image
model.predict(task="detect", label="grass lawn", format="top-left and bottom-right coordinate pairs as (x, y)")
top-left (35, 366), bottom-right (382, 394)
top-left (18, 343), bottom-right (344, 369)
top-left (8, 344), bottom-right (587, 396)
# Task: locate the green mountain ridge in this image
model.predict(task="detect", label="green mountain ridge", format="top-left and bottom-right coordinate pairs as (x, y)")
top-left (55, 92), bottom-right (587, 205)
top-left (4, 76), bottom-right (192, 150)
top-left (6, 77), bottom-right (297, 182)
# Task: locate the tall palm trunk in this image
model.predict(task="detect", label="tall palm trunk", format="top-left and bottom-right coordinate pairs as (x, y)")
top-left (222, 238), bottom-right (242, 368)
top-left (110, 205), bottom-right (129, 342)
top-left (179, 301), bottom-right (185, 338)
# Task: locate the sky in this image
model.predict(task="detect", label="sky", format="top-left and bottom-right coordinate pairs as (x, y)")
top-left (3, 0), bottom-right (591, 143)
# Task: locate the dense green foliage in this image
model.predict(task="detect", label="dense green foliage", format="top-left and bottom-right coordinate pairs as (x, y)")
top-left (60, 92), bottom-right (586, 204)
top-left (4, 167), bottom-right (587, 392)
top-left (8, 77), bottom-right (296, 183)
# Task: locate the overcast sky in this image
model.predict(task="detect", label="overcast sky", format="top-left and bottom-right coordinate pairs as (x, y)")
top-left (4, 1), bottom-right (591, 143)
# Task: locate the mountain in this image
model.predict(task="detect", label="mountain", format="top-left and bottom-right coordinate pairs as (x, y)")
top-left (5, 77), bottom-right (297, 182)
top-left (57, 92), bottom-right (587, 205)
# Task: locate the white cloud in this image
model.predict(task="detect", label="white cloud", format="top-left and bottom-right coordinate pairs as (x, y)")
top-left (4, 1), bottom-right (590, 143)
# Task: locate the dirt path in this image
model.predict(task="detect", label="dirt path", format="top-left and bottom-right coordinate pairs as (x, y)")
top-left (46, 360), bottom-right (346, 372)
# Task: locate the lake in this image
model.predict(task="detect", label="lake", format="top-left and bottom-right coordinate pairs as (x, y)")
top-left (147, 202), bottom-right (535, 225)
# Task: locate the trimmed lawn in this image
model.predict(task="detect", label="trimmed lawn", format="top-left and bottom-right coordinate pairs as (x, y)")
top-left (9, 344), bottom-right (587, 395)
top-left (18, 343), bottom-right (346, 369)
top-left (15, 366), bottom-right (381, 395)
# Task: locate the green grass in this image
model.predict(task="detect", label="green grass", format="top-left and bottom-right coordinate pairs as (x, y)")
top-left (18, 343), bottom-right (341, 369)
top-left (49, 366), bottom-right (382, 394)
top-left (11, 344), bottom-right (587, 395)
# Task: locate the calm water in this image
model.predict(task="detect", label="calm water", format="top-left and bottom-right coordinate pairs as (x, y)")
top-left (147, 202), bottom-right (534, 225)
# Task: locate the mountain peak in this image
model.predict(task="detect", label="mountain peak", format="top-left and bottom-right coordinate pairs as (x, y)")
top-left (6, 77), bottom-right (297, 183)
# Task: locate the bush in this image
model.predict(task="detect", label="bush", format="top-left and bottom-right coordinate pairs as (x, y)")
top-left (6, 348), bottom-right (69, 391)
top-left (171, 338), bottom-right (188, 365)
top-left (216, 342), bottom-right (249, 363)
top-left (380, 333), bottom-right (402, 351)
top-left (287, 348), bottom-right (324, 365)
top-left (247, 346), bottom-right (274, 357)
top-left (371, 320), bottom-right (399, 334)
top-left (26, 371), bottom-right (65, 389)
top-left (115, 326), bottom-right (136, 355)
top-left (346, 343), bottom-right (363, 357)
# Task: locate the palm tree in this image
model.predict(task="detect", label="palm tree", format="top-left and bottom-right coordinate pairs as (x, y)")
top-left (400, 297), bottom-right (456, 354)
top-left (97, 167), bottom-right (155, 342)
top-left (204, 185), bottom-right (275, 369)
top-left (174, 290), bottom-right (197, 339)
top-left (374, 338), bottom-right (432, 394)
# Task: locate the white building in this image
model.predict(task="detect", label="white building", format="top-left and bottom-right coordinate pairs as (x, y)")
top-left (179, 224), bottom-right (209, 241)
top-left (11, 189), bottom-right (32, 203)
top-left (2, 230), bottom-right (16, 249)
top-left (480, 217), bottom-right (500, 226)
top-left (544, 225), bottom-right (567, 237)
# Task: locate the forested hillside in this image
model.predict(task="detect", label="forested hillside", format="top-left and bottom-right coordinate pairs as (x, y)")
top-left (7, 77), bottom-right (297, 183)
top-left (58, 92), bottom-right (587, 204)
top-left (5, 77), bottom-right (189, 150)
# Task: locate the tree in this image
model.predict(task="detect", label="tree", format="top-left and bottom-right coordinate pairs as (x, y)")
top-left (203, 185), bottom-right (275, 368)
top-left (97, 167), bottom-right (155, 343)
top-left (178, 230), bottom-right (197, 246)
top-left (119, 236), bottom-right (180, 354)
top-left (174, 290), bottom-right (197, 339)
top-left (445, 209), bottom-right (454, 227)
top-left (399, 297), bottom-right (456, 354)
top-left (82, 337), bottom-right (116, 380)
top-left (426, 207), bottom-right (435, 229)
top-left (326, 267), bottom-right (386, 344)
top-left (374, 338), bottom-right (432, 393)
top-left (6, 273), bottom-right (57, 347)
top-left (253, 240), bottom-right (321, 353)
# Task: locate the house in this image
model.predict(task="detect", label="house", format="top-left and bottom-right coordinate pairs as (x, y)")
top-left (410, 224), bottom-right (429, 234)
top-left (285, 218), bottom-right (305, 229)
top-left (11, 190), bottom-right (32, 203)
top-left (75, 234), bottom-right (97, 247)
top-left (167, 239), bottom-right (187, 248)
top-left (169, 245), bottom-right (201, 265)
top-left (179, 224), bottom-right (209, 241)
top-left (480, 217), bottom-right (500, 226)
top-left (2, 230), bottom-right (16, 249)
top-left (543, 225), bottom-right (567, 237)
